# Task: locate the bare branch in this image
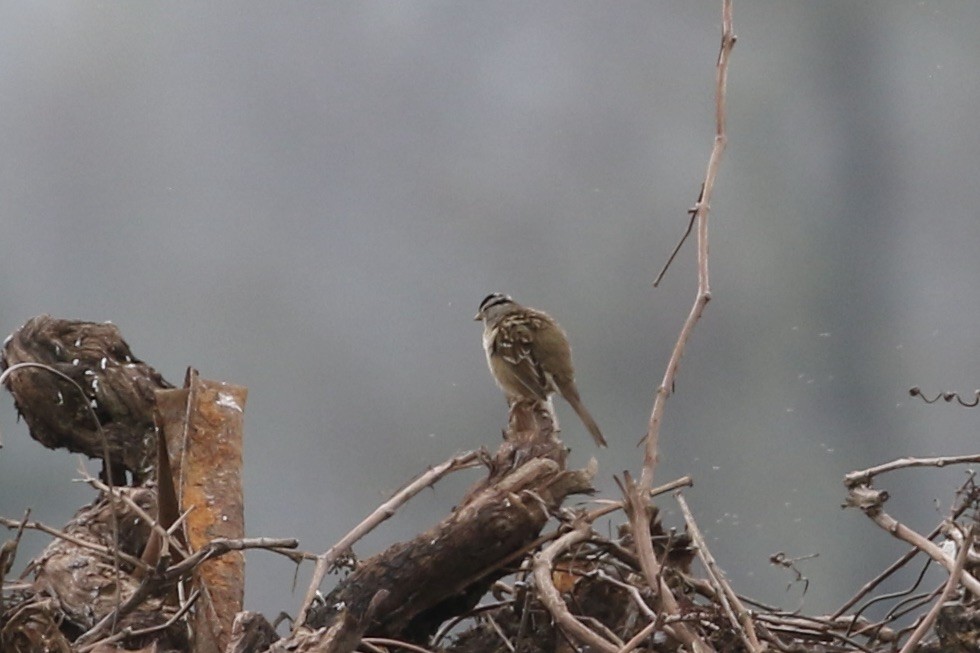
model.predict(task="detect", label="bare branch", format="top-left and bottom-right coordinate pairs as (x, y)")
top-left (622, 474), bottom-right (713, 652)
top-left (0, 513), bottom-right (145, 572)
top-left (76, 589), bottom-right (201, 653)
top-left (898, 526), bottom-right (974, 653)
top-left (641, 0), bottom-right (735, 491)
top-left (532, 522), bottom-right (620, 653)
top-left (294, 450), bottom-right (481, 631)
top-left (844, 485), bottom-right (980, 595)
top-left (677, 493), bottom-right (762, 652)
top-left (844, 454), bottom-right (980, 488)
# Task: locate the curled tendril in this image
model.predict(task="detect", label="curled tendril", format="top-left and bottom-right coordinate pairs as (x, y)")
top-left (909, 386), bottom-right (980, 407)
top-left (769, 551), bottom-right (817, 595)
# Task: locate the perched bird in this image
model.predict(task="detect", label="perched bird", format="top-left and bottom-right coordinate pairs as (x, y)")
top-left (475, 293), bottom-right (606, 447)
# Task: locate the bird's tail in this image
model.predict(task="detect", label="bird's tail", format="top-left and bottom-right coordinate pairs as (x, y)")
top-left (561, 385), bottom-right (607, 447)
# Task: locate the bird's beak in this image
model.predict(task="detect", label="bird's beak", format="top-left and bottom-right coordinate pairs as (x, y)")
top-left (473, 313), bottom-right (481, 321)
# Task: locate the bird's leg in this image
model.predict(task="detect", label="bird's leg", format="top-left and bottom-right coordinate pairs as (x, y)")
top-left (544, 395), bottom-right (558, 432)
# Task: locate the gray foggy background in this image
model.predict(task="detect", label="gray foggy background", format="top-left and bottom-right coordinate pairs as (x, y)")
top-left (3, 1), bottom-right (980, 625)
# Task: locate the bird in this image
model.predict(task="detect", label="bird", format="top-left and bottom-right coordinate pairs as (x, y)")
top-left (475, 293), bottom-right (606, 447)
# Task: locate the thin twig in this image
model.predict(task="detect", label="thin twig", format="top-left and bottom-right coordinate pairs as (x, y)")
top-left (834, 537), bottom-right (928, 620)
top-left (585, 475), bottom-right (694, 522)
top-left (0, 364), bottom-right (112, 485)
top-left (629, 8), bottom-right (736, 644)
top-left (753, 613), bottom-right (880, 652)
top-left (640, 0), bottom-right (735, 492)
top-left (621, 474), bottom-right (712, 652)
top-left (430, 600), bottom-right (515, 646)
top-left (846, 557), bottom-right (933, 636)
top-left (592, 570), bottom-right (656, 620)
top-left (833, 483), bottom-right (972, 619)
top-left (362, 637), bottom-right (439, 653)
top-left (653, 209), bottom-right (697, 288)
top-left (898, 525), bottom-right (973, 653)
top-left (0, 509), bottom-right (30, 572)
top-left (847, 487), bottom-right (980, 595)
top-left (844, 453), bottom-right (980, 488)
top-left (881, 585), bottom-right (943, 628)
top-left (0, 514), bottom-right (146, 571)
top-left (618, 617), bottom-right (663, 653)
top-left (0, 361), bottom-right (124, 630)
top-left (359, 640), bottom-right (387, 653)
top-left (485, 613), bottom-right (516, 653)
top-left (75, 570), bottom-right (159, 645)
top-left (80, 469), bottom-right (191, 561)
top-left (676, 492), bottom-right (762, 652)
top-left (76, 589), bottom-right (201, 653)
top-left (76, 536), bottom-right (295, 645)
top-left (164, 537), bottom-right (297, 580)
top-left (532, 522), bottom-right (619, 653)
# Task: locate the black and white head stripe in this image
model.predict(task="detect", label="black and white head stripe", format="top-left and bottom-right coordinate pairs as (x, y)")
top-left (478, 293), bottom-right (514, 313)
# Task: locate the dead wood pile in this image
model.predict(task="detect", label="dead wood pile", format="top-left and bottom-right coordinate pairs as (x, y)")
top-left (0, 317), bottom-right (978, 653)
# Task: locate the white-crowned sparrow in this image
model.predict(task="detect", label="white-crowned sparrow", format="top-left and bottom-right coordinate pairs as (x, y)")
top-left (475, 293), bottom-right (606, 447)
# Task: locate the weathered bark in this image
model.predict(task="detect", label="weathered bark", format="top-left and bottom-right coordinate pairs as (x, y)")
top-left (1, 315), bottom-right (172, 483)
top-left (6, 488), bottom-right (189, 651)
top-left (300, 401), bottom-right (594, 648)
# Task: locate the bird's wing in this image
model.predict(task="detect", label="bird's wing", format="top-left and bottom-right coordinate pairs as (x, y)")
top-left (492, 314), bottom-right (550, 399)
